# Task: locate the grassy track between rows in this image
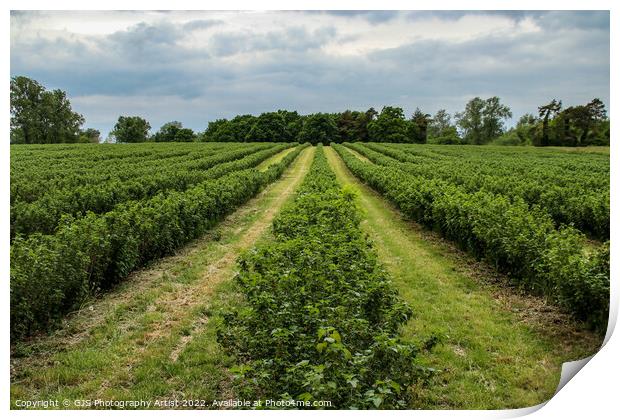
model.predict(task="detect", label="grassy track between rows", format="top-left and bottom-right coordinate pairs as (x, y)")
top-left (10, 147), bottom-right (315, 408)
top-left (324, 146), bottom-right (602, 409)
top-left (256, 146), bottom-right (296, 171)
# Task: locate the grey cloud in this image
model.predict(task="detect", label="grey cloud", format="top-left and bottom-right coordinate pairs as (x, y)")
top-left (536, 10), bottom-right (609, 30)
top-left (208, 26), bottom-right (337, 57)
top-left (10, 11), bottom-right (610, 138)
top-left (182, 19), bottom-right (224, 31)
top-left (322, 10), bottom-right (399, 24)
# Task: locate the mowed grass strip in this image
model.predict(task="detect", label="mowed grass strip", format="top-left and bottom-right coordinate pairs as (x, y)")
top-left (324, 146), bottom-right (602, 409)
top-left (10, 147), bottom-right (315, 408)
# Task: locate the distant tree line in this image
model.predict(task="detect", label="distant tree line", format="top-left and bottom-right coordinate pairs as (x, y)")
top-left (10, 76), bottom-right (610, 146)
top-left (10, 76), bottom-right (98, 144)
top-left (494, 98), bottom-right (610, 146)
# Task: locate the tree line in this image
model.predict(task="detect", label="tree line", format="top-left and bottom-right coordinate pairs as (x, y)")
top-left (10, 76), bottom-right (610, 146)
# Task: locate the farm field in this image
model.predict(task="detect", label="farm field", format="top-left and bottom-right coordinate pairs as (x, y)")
top-left (10, 142), bottom-right (609, 409)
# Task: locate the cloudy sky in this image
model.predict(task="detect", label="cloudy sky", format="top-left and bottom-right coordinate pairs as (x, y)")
top-left (10, 10), bottom-right (610, 137)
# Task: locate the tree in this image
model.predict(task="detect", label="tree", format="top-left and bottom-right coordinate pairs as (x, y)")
top-left (276, 110), bottom-right (303, 142)
top-left (152, 121), bottom-right (196, 142)
top-left (297, 113), bottom-right (338, 145)
top-left (201, 118), bottom-right (230, 142)
top-left (514, 113), bottom-right (538, 145)
top-left (427, 109), bottom-right (452, 138)
top-left (336, 110), bottom-right (357, 143)
top-left (10, 76), bottom-right (84, 144)
top-left (229, 115), bottom-right (257, 142)
top-left (110, 116), bottom-right (151, 143)
top-left (427, 110), bottom-right (462, 144)
top-left (407, 108), bottom-right (431, 144)
top-left (365, 107), bottom-right (378, 122)
top-left (335, 110), bottom-right (372, 143)
top-left (481, 96), bottom-right (512, 142)
top-left (79, 128), bottom-right (101, 143)
top-left (245, 112), bottom-right (289, 142)
top-left (455, 97), bottom-right (511, 144)
top-left (562, 98), bottom-right (607, 146)
top-left (455, 97), bottom-right (485, 144)
top-left (368, 106), bottom-right (408, 143)
top-left (537, 99), bottom-right (562, 146)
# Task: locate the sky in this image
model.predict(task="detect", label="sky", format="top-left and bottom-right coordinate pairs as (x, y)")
top-left (10, 10), bottom-right (610, 138)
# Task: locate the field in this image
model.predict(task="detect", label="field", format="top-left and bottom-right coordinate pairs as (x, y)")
top-left (10, 142), bottom-right (609, 409)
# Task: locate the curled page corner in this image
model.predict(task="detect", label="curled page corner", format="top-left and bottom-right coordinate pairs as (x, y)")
top-left (554, 355), bottom-right (595, 395)
top-left (495, 354), bottom-right (599, 418)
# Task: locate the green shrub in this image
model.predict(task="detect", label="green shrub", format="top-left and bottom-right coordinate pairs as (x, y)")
top-left (218, 145), bottom-right (431, 408)
top-left (10, 144), bottom-right (309, 340)
top-left (333, 144), bottom-right (609, 331)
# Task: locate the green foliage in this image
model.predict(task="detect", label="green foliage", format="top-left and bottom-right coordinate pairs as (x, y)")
top-left (10, 143), bottom-right (309, 340)
top-left (492, 130), bottom-right (524, 146)
top-left (334, 143), bottom-right (609, 330)
top-left (10, 76), bottom-right (85, 144)
top-left (245, 112), bottom-right (299, 142)
top-left (297, 113), bottom-right (338, 145)
top-left (335, 110), bottom-right (373, 143)
top-left (202, 115), bottom-right (258, 142)
top-left (407, 108), bottom-right (431, 144)
top-left (218, 146), bottom-right (431, 408)
top-left (455, 97), bottom-right (512, 144)
top-left (357, 142), bottom-right (610, 239)
top-left (427, 110), bottom-right (462, 144)
top-left (79, 128), bottom-right (101, 144)
top-left (368, 106), bottom-right (409, 143)
top-left (10, 144), bottom-right (287, 239)
top-left (152, 121), bottom-right (196, 142)
top-left (493, 113), bottom-right (538, 146)
top-left (533, 98), bottom-right (609, 147)
top-left (111, 116), bottom-right (151, 143)
top-left (427, 127), bottom-right (463, 145)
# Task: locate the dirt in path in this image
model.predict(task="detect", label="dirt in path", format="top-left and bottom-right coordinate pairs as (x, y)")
top-left (324, 146), bottom-right (602, 409)
top-left (11, 146), bottom-right (316, 406)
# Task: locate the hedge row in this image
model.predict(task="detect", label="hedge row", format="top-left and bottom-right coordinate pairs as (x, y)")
top-left (218, 145), bottom-right (431, 409)
top-left (11, 142), bottom-right (250, 204)
top-left (357, 142), bottom-right (609, 239)
top-left (334, 144), bottom-right (609, 331)
top-left (11, 143), bottom-right (290, 239)
top-left (10, 144), bottom-right (309, 340)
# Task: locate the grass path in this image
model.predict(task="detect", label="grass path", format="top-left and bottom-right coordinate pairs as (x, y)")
top-left (10, 146), bottom-right (316, 408)
top-left (256, 146), bottom-right (296, 171)
top-left (324, 146), bottom-right (602, 409)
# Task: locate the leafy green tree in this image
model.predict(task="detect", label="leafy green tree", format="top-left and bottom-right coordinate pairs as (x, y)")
top-left (456, 97), bottom-right (511, 144)
top-left (79, 128), bottom-right (101, 144)
top-left (426, 109), bottom-right (462, 144)
top-left (455, 97), bottom-right (485, 144)
top-left (537, 99), bottom-right (562, 146)
top-left (10, 76), bottom-right (84, 144)
top-left (297, 113), bottom-right (338, 145)
top-left (335, 110), bottom-right (372, 143)
top-left (562, 98), bottom-right (607, 146)
top-left (229, 115), bottom-right (257, 142)
top-left (427, 109), bottom-right (452, 139)
top-left (276, 109), bottom-right (303, 142)
top-left (407, 108), bottom-right (431, 143)
top-left (365, 107), bottom-right (378, 122)
top-left (152, 121), bottom-right (195, 142)
top-left (245, 112), bottom-right (289, 142)
top-left (368, 106), bottom-right (408, 143)
top-left (481, 97), bottom-right (512, 142)
top-left (201, 118), bottom-right (230, 142)
top-left (335, 110), bottom-right (357, 143)
top-left (514, 113), bottom-right (538, 145)
top-left (110, 116), bottom-right (151, 143)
